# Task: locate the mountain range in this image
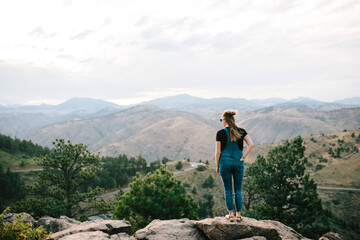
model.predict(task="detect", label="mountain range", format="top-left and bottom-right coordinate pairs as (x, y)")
top-left (1, 95), bottom-right (359, 161)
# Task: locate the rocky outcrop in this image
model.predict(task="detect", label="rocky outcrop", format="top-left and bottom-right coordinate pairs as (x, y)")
top-left (49, 219), bottom-right (131, 240)
top-left (134, 218), bottom-right (208, 240)
top-left (3, 212), bottom-right (35, 225)
top-left (2, 212), bottom-right (341, 240)
top-left (194, 217), bottom-right (311, 240)
top-left (132, 217), bottom-right (311, 240)
top-left (319, 232), bottom-right (342, 240)
top-left (36, 216), bottom-right (81, 233)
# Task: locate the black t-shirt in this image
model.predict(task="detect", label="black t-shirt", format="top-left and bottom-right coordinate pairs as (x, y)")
top-left (216, 127), bottom-right (248, 151)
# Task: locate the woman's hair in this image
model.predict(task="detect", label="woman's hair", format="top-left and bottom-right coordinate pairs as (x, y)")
top-left (222, 109), bottom-right (241, 142)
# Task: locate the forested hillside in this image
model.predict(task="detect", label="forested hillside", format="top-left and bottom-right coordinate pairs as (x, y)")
top-left (0, 133), bottom-right (50, 157)
top-left (177, 129), bottom-right (360, 240)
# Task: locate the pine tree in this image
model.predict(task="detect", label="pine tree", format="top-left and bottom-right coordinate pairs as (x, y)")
top-left (11, 139), bottom-right (104, 218)
top-left (114, 165), bottom-right (198, 231)
top-left (245, 136), bottom-right (329, 239)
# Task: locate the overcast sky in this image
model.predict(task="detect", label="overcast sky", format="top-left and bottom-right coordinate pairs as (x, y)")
top-left (0, 0), bottom-right (359, 105)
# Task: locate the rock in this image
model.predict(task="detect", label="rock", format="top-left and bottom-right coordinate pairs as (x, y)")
top-left (36, 216), bottom-right (80, 233)
top-left (242, 237), bottom-right (267, 240)
top-left (134, 218), bottom-right (208, 240)
top-left (194, 217), bottom-right (311, 240)
top-left (59, 231), bottom-right (110, 240)
top-left (3, 212), bottom-right (35, 225)
top-left (49, 219), bottom-right (131, 240)
top-left (319, 232), bottom-right (342, 240)
top-left (110, 232), bottom-right (133, 240)
top-left (89, 214), bottom-right (111, 220)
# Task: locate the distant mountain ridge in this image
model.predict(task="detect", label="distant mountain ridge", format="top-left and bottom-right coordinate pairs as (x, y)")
top-left (20, 104), bottom-right (360, 162)
top-left (2, 95), bottom-right (360, 113)
top-left (142, 94), bottom-right (360, 114)
top-left (1, 95), bottom-right (359, 162)
top-left (1, 97), bottom-right (124, 114)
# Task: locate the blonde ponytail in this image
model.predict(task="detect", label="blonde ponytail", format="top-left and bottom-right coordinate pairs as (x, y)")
top-left (222, 110), bottom-right (241, 142)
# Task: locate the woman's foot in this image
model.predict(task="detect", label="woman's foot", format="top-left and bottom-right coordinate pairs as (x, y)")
top-left (226, 212), bottom-right (235, 222)
top-left (235, 212), bottom-right (242, 222)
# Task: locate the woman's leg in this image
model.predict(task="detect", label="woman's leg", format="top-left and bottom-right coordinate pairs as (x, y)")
top-left (220, 162), bottom-right (234, 212)
top-left (233, 163), bottom-right (245, 212)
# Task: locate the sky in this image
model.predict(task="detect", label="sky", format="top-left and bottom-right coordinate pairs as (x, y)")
top-left (0, 0), bottom-right (359, 105)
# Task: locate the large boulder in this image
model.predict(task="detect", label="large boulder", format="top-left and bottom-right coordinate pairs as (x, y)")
top-left (194, 217), bottom-right (311, 240)
top-left (36, 216), bottom-right (81, 233)
top-left (319, 232), bottom-right (342, 240)
top-left (134, 219), bottom-right (208, 240)
top-left (89, 214), bottom-right (111, 221)
top-left (49, 219), bottom-right (131, 240)
top-left (2, 212), bottom-right (35, 225)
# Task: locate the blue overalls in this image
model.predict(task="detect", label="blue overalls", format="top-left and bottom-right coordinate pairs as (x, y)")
top-left (219, 127), bottom-right (245, 212)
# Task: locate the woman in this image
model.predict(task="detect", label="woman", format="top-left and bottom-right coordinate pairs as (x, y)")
top-left (215, 110), bottom-right (254, 222)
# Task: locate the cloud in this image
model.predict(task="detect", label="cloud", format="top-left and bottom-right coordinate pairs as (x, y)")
top-left (182, 34), bottom-right (210, 47)
top-left (28, 26), bottom-right (56, 38)
top-left (135, 16), bottom-right (150, 27)
top-left (62, 0), bottom-right (73, 7)
top-left (56, 54), bottom-right (75, 60)
top-left (70, 30), bottom-right (93, 40)
top-left (145, 39), bottom-right (179, 52)
top-left (100, 18), bottom-right (112, 28)
top-left (141, 27), bottom-right (163, 40)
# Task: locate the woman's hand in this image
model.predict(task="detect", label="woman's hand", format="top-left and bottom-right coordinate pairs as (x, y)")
top-left (216, 166), bottom-right (220, 176)
top-left (240, 156), bottom-right (245, 161)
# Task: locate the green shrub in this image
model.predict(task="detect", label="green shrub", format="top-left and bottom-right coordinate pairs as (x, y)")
top-left (315, 164), bottom-right (325, 172)
top-left (196, 165), bottom-right (206, 171)
top-left (175, 161), bottom-right (183, 170)
top-left (202, 175), bottom-right (214, 188)
top-left (0, 208), bottom-right (49, 240)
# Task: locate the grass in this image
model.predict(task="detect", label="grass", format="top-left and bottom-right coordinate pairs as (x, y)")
top-left (165, 159), bottom-right (191, 172)
top-left (18, 171), bottom-right (40, 185)
top-left (0, 150), bottom-right (38, 170)
top-left (175, 165), bottom-right (228, 217)
top-left (247, 129), bottom-right (360, 188)
top-left (318, 189), bottom-right (360, 240)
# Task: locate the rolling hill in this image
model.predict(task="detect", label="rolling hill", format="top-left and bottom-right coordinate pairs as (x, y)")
top-left (21, 104), bottom-right (360, 162)
top-left (25, 105), bottom-right (216, 161)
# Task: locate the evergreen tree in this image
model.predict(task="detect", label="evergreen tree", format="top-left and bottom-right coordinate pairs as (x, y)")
top-left (175, 161), bottom-right (183, 170)
top-left (149, 160), bottom-right (161, 172)
top-left (202, 175), bottom-right (214, 188)
top-left (161, 157), bottom-right (170, 165)
top-left (198, 194), bottom-right (214, 218)
top-left (114, 165), bottom-right (198, 231)
top-left (245, 136), bottom-right (329, 239)
top-left (0, 166), bottom-right (25, 211)
top-left (0, 133), bottom-right (50, 157)
top-left (11, 139), bottom-right (104, 218)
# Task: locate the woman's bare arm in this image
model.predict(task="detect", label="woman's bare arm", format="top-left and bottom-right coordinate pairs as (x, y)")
top-left (215, 141), bottom-right (221, 175)
top-left (241, 135), bottom-right (254, 161)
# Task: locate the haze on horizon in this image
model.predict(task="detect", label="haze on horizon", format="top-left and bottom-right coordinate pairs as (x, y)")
top-left (0, 0), bottom-right (359, 106)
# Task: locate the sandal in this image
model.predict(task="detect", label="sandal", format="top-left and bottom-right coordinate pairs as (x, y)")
top-left (226, 214), bottom-right (235, 222)
top-left (235, 215), bottom-right (242, 222)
